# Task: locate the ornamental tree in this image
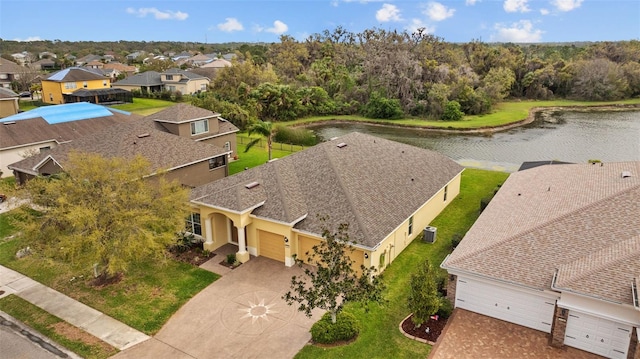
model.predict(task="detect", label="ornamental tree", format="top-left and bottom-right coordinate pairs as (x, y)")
top-left (12, 152), bottom-right (189, 281)
top-left (283, 220), bottom-right (385, 324)
top-left (407, 259), bottom-right (443, 327)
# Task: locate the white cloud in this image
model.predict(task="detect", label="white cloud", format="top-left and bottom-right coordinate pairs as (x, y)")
top-left (466, 0), bottom-right (479, 5)
top-left (551, 0), bottom-right (583, 12)
top-left (492, 20), bottom-right (543, 42)
top-left (503, 0), bottom-right (530, 13)
top-left (376, 4), bottom-right (402, 22)
top-left (266, 20), bottom-right (288, 34)
top-left (12, 36), bottom-right (42, 42)
top-left (424, 2), bottom-right (455, 21)
top-left (252, 24), bottom-right (265, 33)
top-left (126, 7), bottom-right (188, 20)
top-left (406, 19), bottom-right (436, 34)
top-left (217, 18), bottom-right (244, 32)
top-left (540, 8), bottom-right (550, 15)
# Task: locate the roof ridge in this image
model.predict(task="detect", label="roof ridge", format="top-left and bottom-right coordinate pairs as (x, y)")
top-left (270, 160), bottom-right (293, 222)
top-left (557, 234), bottom-right (640, 286)
top-left (448, 182), bottom-right (640, 266)
top-left (321, 140), bottom-right (371, 242)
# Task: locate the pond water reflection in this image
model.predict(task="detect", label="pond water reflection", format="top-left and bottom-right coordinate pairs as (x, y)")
top-left (308, 111), bottom-right (640, 172)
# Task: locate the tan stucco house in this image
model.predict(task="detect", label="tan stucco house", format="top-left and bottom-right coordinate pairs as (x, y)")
top-left (0, 88), bottom-right (20, 118)
top-left (189, 132), bottom-right (463, 268)
top-left (0, 102), bottom-right (137, 177)
top-left (442, 161), bottom-right (640, 359)
top-left (112, 69), bottom-right (209, 95)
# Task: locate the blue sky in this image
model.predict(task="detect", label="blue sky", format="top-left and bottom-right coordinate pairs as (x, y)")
top-left (1, 0), bottom-right (638, 44)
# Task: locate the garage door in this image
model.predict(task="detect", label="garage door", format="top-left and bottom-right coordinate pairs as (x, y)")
top-left (455, 278), bottom-right (557, 333)
top-left (258, 230), bottom-right (285, 262)
top-left (298, 236), bottom-right (322, 264)
top-left (564, 311), bottom-right (632, 359)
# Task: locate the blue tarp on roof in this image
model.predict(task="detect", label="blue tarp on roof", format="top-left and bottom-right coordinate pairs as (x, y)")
top-left (0, 102), bottom-right (131, 124)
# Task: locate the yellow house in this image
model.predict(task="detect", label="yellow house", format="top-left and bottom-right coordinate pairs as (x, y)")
top-left (42, 67), bottom-right (110, 104)
top-left (189, 132), bottom-right (463, 270)
top-left (0, 88), bottom-right (20, 118)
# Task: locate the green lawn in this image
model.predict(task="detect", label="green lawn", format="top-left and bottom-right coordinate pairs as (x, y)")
top-left (285, 99), bottom-right (640, 130)
top-left (111, 98), bottom-right (176, 116)
top-left (229, 134), bottom-right (306, 175)
top-left (0, 295), bottom-right (118, 359)
top-left (0, 220), bottom-right (219, 335)
top-left (295, 168), bottom-right (509, 359)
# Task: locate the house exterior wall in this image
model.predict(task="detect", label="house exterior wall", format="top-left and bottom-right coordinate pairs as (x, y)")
top-left (111, 84), bottom-right (141, 93)
top-left (556, 292), bottom-right (640, 327)
top-left (161, 159), bottom-right (227, 188)
top-left (1, 141), bottom-right (57, 178)
top-left (199, 133), bottom-right (237, 158)
top-left (0, 98), bottom-right (20, 118)
top-left (38, 159), bottom-right (62, 176)
top-left (42, 78), bottom-right (110, 104)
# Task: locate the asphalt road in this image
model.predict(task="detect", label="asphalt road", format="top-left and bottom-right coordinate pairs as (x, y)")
top-left (0, 312), bottom-right (78, 359)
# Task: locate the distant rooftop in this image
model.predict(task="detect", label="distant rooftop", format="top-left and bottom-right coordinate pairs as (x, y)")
top-left (0, 102), bottom-right (131, 124)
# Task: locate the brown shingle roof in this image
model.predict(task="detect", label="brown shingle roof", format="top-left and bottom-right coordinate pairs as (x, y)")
top-left (444, 162), bottom-right (640, 304)
top-left (191, 132), bottom-right (463, 248)
top-left (0, 57), bottom-right (24, 73)
top-left (149, 103), bottom-right (219, 123)
top-left (9, 118), bottom-right (229, 176)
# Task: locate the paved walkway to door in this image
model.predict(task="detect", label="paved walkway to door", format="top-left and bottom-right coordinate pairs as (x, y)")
top-left (428, 309), bottom-right (603, 359)
top-left (112, 256), bottom-right (321, 359)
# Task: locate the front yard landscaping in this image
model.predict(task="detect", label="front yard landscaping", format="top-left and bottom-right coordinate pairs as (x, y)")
top-left (295, 168), bottom-right (509, 359)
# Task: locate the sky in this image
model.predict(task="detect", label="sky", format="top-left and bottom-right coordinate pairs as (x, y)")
top-left (1, 0), bottom-right (638, 44)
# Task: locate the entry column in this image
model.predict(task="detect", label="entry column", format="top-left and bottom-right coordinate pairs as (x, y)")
top-left (203, 217), bottom-right (214, 251)
top-left (236, 225), bottom-right (250, 263)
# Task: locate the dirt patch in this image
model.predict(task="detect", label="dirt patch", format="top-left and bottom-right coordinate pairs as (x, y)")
top-left (51, 321), bottom-right (117, 354)
top-left (401, 313), bottom-right (448, 344)
top-left (168, 244), bottom-right (216, 266)
top-left (218, 259), bottom-right (241, 269)
top-left (90, 272), bottom-right (123, 287)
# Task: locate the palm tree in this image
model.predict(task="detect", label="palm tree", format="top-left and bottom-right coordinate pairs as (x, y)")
top-left (244, 120), bottom-right (276, 161)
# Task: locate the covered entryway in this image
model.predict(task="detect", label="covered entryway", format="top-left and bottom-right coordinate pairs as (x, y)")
top-left (258, 230), bottom-right (285, 262)
top-left (564, 311), bottom-right (632, 359)
top-left (455, 277), bottom-right (558, 333)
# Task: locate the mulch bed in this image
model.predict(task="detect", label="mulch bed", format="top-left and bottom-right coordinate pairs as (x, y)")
top-left (218, 260), bottom-right (241, 269)
top-left (401, 313), bottom-right (448, 343)
top-left (168, 245), bottom-right (216, 266)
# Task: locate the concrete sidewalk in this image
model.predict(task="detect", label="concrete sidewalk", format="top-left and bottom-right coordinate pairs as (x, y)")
top-left (0, 265), bottom-right (149, 351)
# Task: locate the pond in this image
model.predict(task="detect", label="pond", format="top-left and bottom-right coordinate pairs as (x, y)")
top-left (307, 110), bottom-right (640, 172)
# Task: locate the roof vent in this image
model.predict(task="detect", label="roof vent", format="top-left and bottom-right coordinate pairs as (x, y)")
top-left (621, 171), bottom-right (632, 178)
top-left (137, 133), bottom-right (150, 138)
top-left (329, 137), bottom-right (339, 141)
top-left (336, 142), bottom-right (347, 148)
top-left (3, 121), bottom-right (16, 125)
top-left (245, 181), bottom-right (259, 189)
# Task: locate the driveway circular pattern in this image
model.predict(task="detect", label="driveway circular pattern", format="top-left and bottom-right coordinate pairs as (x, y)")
top-left (220, 290), bottom-right (297, 336)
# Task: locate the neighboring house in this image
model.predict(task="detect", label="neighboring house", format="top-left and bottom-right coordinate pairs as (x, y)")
top-left (126, 51), bottom-right (144, 61)
top-left (189, 132), bottom-right (463, 267)
top-left (41, 67), bottom-right (111, 104)
top-left (186, 54), bottom-right (215, 67)
top-left (30, 58), bottom-right (56, 71)
top-left (441, 162), bottom-right (640, 359)
top-left (102, 62), bottom-right (137, 77)
top-left (75, 54), bottom-right (103, 66)
top-left (8, 117), bottom-right (231, 188)
top-left (191, 59), bottom-right (233, 79)
top-left (0, 57), bottom-right (24, 89)
top-left (146, 103), bottom-right (238, 157)
top-left (85, 60), bottom-right (104, 69)
top-left (38, 51), bottom-right (57, 59)
top-left (10, 52), bottom-right (31, 66)
top-left (161, 68), bottom-right (209, 95)
top-left (199, 58), bottom-right (232, 69)
top-left (0, 102), bottom-right (137, 177)
top-left (112, 71), bottom-right (163, 94)
top-left (0, 88), bottom-right (20, 118)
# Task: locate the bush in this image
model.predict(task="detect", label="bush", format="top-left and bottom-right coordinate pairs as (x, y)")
top-left (363, 92), bottom-right (403, 119)
top-left (437, 298), bottom-right (454, 319)
top-left (450, 233), bottom-right (463, 249)
top-left (441, 100), bottom-right (464, 121)
top-left (226, 253), bottom-right (236, 265)
top-left (273, 126), bottom-right (318, 146)
top-left (310, 311), bottom-right (359, 344)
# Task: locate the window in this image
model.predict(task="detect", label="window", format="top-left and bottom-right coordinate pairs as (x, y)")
top-left (186, 213), bottom-right (202, 236)
top-left (408, 216), bottom-right (414, 235)
top-left (200, 84), bottom-right (207, 91)
top-left (224, 141), bottom-right (231, 152)
top-left (83, 81), bottom-right (88, 88)
top-left (191, 119), bottom-right (209, 135)
top-left (444, 185), bottom-right (448, 201)
top-left (165, 75), bottom-right (173, 80)
top-left (39, 146), bottom-right (51, 151)
top-left (208, 156), bottom-right (225, 170)
top-left (103, 80), bottom-right (108, 87)
top-left (64, 82), bottom-right (77, 90)
top-left (168, 85), bottom-right (176, 92)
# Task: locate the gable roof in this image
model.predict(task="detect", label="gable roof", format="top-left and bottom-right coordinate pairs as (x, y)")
top-left (163, 68), bottom-right (208, 81)
top-left (45, 67), bottom-right (107, 82)
top-left (8, 118), bottom-right (229, 176)
top-left (0, 57), bottom-right (24, 74)
top-left (191, 132), bottom-right (463, 249)
top-left (0, 88), bottom-right (19, 99)
top-left (149, 103), bottom-right (219, 123)
top-left (0, 103), bottom-right (138, 150)
top-left (112, 71), bottom-right (162, 86)
top-left (443, 162), bottom-right (640, 305)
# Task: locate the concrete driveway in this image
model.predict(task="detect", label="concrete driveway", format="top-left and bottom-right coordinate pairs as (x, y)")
top-left (429, 309), bottom-right (603, 359)
top-left (112, 256), bottom-right (321, 359)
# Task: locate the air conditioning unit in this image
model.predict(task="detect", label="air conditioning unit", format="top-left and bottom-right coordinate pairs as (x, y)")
top-left (423, 226), bottom-right (437, 243)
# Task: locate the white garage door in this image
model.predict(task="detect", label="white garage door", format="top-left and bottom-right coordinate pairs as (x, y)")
top-left (564, 311), bottom-right (632, 359)
top-left (455, 278), bottom-right (557, 333)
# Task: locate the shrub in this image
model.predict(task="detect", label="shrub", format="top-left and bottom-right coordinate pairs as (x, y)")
top-left (450, 233), bottom-right (463, 249)
top-left (437, 298), bottom-right (454, 319)
top-left (310, 312), bottom-right (359, 344)
top-left (273, 126), bottom-right (318, 146)
top-left (363, 92), bottom-right (403, 119)
top-left (441, 100), bottom-right (464, 121)
top-left (226, 253), bottom-right (236, 265)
